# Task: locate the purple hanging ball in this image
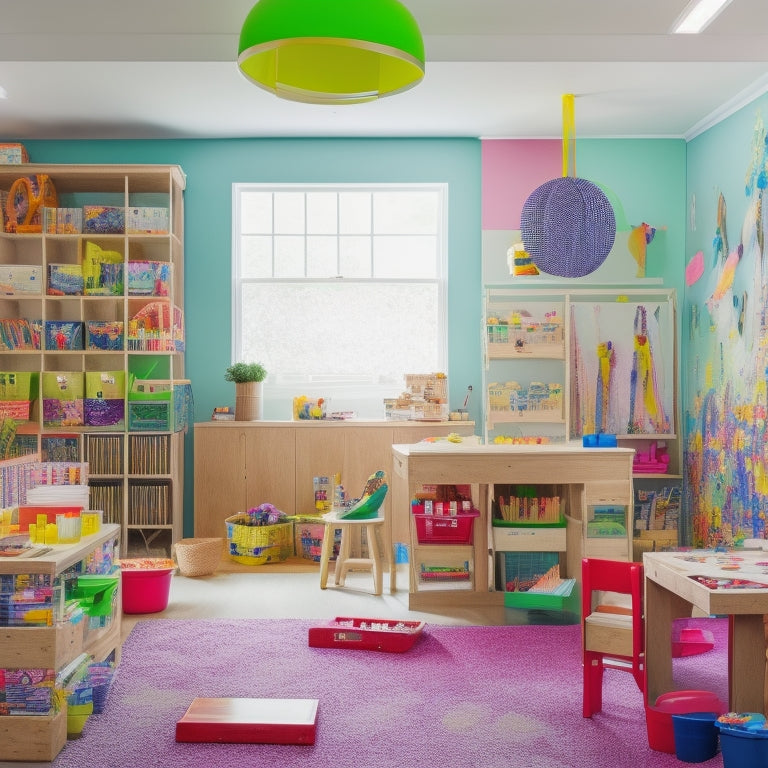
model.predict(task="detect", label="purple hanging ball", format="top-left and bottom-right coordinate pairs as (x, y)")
top-left (520, 177), bottom-right (616, 278)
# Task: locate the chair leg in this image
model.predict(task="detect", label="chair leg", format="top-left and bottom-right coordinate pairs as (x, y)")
top-left (319, 523), bottom-right (334, 590)
top-left (583, 652), bottom-right (605, 718)
top-left (366, 523), bottom-right (383, 596)
top-left (335, 526), bottom-right (352, 587)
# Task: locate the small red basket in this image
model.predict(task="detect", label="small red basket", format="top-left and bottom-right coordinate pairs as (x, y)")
top-left (412, 506), bottom-right (479, 544)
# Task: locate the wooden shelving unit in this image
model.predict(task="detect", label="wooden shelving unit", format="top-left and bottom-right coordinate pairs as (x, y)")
top-left (0, 524), bottom-right (121, 762)
top-left (0, 164), bottom-right (187, 555)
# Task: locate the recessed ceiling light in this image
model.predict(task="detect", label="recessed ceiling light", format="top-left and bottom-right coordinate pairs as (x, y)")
top-left (672, 0), bottom-right (734, 34)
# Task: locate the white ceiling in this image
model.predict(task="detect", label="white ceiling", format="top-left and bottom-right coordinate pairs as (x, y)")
top-left (1, 0), bottom-right (768, 141)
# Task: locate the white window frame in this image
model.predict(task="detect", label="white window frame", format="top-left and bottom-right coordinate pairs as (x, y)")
top-left (231, 182), bottom-right (448, 418)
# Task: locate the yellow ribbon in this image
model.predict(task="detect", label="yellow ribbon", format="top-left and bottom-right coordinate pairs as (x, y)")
top-left (562, 93), bottom-right (576, 178)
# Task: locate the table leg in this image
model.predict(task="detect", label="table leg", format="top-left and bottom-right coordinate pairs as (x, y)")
top-left (645, 577), bottom-right (681, 704)
top-left (730, 613), bottom-right (766, 713)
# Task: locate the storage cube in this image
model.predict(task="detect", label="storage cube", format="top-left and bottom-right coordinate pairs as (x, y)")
top-left (0, 265), bottom-right (43, 295)
top-left (42, 372), bottom-right (85, 427)
top-left (83, 205), bottom-right (124, 234)
top-left (127, 261), bottom-right (170, 296)
top-left (126, 206), bottom-right (169, 234)
top-left (85, 371), bottom-right (125, 400)
top-left (0, 371), bottom-right (37, 401)
top-left (87, 321), bottom-right (124, 351)
top-left (44, 321), bottom-right (84, 351)
top-left (47, 264), bottom-right (84, 296)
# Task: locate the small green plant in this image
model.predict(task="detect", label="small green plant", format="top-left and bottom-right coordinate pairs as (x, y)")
top-left (224, 362), bottom-right (267, 383)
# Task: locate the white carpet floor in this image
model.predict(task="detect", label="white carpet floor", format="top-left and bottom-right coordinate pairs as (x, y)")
top-left (120, 562), bottom-right (544, 643)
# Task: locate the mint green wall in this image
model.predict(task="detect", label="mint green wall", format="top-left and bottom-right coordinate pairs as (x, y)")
top-left (576, 139), bottom-right (687, 292)
top-left (23, 138), bottom-right (481, 534)
top-left (683, 93), bottom-right (768, 546)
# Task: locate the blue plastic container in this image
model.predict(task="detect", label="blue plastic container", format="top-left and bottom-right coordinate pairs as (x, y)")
top-left (672, 712), bottom-right (719, 763)
top-left (717, 721), bottom-right (768, 768)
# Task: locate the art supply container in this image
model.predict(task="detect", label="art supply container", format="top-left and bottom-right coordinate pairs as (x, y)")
top-left (645, 690), bottom-right (726, 753)
top-left (56, 512), bottom-right (82, 543)
top-left (717, 718), bottom-right (768, 768)
top-left (672, 712), bottom-right (719, 763)
top-left (119, 558), bottom-right (175, 614)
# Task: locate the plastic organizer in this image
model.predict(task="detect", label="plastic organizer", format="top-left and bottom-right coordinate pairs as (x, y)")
top-left (411, 504), bottom-right (479, 544)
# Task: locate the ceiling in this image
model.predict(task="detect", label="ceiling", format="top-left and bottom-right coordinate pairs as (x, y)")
top-left (2, 0), bottom-right (768, 141)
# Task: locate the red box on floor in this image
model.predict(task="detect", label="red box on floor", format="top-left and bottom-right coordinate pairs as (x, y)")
top-left (175, 698), bottom-right (319, 744)
top-left (308, 616), bottom-right (425, 652)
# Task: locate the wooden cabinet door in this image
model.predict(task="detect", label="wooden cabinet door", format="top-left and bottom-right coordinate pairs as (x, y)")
top-left (194, 426), bottom-right (248, 538)
top-left (244, 427), bottom-right (296, 516)
top-left (294, 426), bottom-right (346, 515)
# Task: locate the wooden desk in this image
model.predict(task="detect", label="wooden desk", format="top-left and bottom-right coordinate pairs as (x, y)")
top-left (392, 442), bottom-right (635, 611)
top-left (644, 549), bottom-right (768, 713)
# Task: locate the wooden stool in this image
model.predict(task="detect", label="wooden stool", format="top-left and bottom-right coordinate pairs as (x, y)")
top-left (319, 514), bottom-right (387, 596)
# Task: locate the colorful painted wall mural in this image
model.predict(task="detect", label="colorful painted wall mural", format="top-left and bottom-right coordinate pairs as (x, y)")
top-left (685, 111), bottom-right (768, 547)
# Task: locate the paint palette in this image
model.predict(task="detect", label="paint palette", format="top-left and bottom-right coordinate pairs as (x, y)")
top-left (308, 616), bottom-right (425, 653)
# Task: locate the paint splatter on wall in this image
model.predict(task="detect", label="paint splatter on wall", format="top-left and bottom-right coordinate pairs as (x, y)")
top-left (685, 113), bottom-right (768, 547)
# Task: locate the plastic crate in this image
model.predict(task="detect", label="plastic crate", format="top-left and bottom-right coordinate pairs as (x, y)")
top-left (226, 516), bottom-right (293, 566)
top-left (412, 505), bottom-right (479, 544)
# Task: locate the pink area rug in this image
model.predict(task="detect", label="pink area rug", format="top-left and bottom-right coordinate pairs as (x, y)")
top-left (53, 617), bottom-right (728, 768)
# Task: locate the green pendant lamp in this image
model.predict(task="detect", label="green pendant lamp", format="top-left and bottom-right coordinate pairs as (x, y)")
top-left (237, 0), bottom-right (425, 104)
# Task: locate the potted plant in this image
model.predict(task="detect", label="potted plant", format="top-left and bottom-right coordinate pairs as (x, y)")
top-left (225, 362), bottom-right (267, 420)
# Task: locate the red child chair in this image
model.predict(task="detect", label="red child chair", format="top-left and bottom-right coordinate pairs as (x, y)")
top-left (582, 557), bottom-right (645, 718)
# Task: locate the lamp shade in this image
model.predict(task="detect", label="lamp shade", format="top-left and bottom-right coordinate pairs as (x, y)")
top-left (237, 0), bottom-right (425, 104)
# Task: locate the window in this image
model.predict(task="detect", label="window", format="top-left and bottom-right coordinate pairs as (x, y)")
top-left (232, 183), bottom-right (447, 419)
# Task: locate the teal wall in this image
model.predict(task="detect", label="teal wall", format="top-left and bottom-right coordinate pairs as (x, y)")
top-left (23, 138), bottom-right (482, 534)
top-left (21, 135), bottom-right (688, 535)
top-left (683, 93), bottom-right (768, 546)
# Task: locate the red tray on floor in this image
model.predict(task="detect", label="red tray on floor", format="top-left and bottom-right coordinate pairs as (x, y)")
top-left (308, 616), bottom-right (425, 652)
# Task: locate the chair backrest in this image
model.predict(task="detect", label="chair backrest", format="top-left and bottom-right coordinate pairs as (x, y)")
top-left (582, 557), bottom-right (644, 617)
top-left (582, 557), bottom-right (645, 689)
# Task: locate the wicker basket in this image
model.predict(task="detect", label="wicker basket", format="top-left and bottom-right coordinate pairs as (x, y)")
top-left (225, 516), bottom-right (293, 566)
top-left (173, 537), bottom-right (223, 577)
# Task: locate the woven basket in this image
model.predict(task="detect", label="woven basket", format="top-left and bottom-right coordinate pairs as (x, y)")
top-left (173, 537), bottom-right (222, 577)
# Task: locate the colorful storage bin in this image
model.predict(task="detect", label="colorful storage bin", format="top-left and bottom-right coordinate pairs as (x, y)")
top-left (225, 516), bottom-right (293, 565)
top-left (411, 503), bottom-right (479, 544)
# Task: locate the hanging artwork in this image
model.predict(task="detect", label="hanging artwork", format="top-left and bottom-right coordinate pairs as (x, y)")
top-left (570, 299), bottom-right (673, 437)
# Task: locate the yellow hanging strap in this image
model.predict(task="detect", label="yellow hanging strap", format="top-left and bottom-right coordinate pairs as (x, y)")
top-left (561, 93), bottom-right (576, 179)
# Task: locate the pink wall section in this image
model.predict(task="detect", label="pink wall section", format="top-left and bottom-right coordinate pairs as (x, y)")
top-left (481, 139), bottom-right (560, 230)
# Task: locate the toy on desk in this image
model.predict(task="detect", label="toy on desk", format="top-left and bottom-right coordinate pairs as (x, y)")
top-left (633, 441), bottom-right (670, 473)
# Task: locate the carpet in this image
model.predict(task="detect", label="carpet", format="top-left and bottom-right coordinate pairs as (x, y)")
top-left (53, 617), bottom-right (728, 768)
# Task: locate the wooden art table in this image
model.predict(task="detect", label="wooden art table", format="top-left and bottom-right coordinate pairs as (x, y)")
top-left (644, 549), bottom-right (768, 713)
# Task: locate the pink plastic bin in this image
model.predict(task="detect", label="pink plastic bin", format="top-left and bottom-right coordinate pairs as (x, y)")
top-left (120, 558), bottom-right (175, 614)
top-left (645, 690), bottom-right (727, 753)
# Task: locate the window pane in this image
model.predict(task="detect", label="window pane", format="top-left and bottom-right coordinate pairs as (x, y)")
top-left (307, 236), bottom-right (338, 277)
top-left (307, 193), bottom-right (338, 234)
top-left (339, 236), bottom-right (372, 277)
top-left (241, 235), bottom-right (272, 278)
top-left (274, 193), bottom-right (305, 234)
top-left (374, 191), bottom-right (439, 234)
top-left (274, 236), bottom-right (305, 277)
top-left (339, 192), bottom-right (371, 234)
top-left (241, 191), bottom-right (272, 234)
top-left (241, 282), bottom-right (439, 383)
top-left (374, 235), bottom-right (437, 278)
